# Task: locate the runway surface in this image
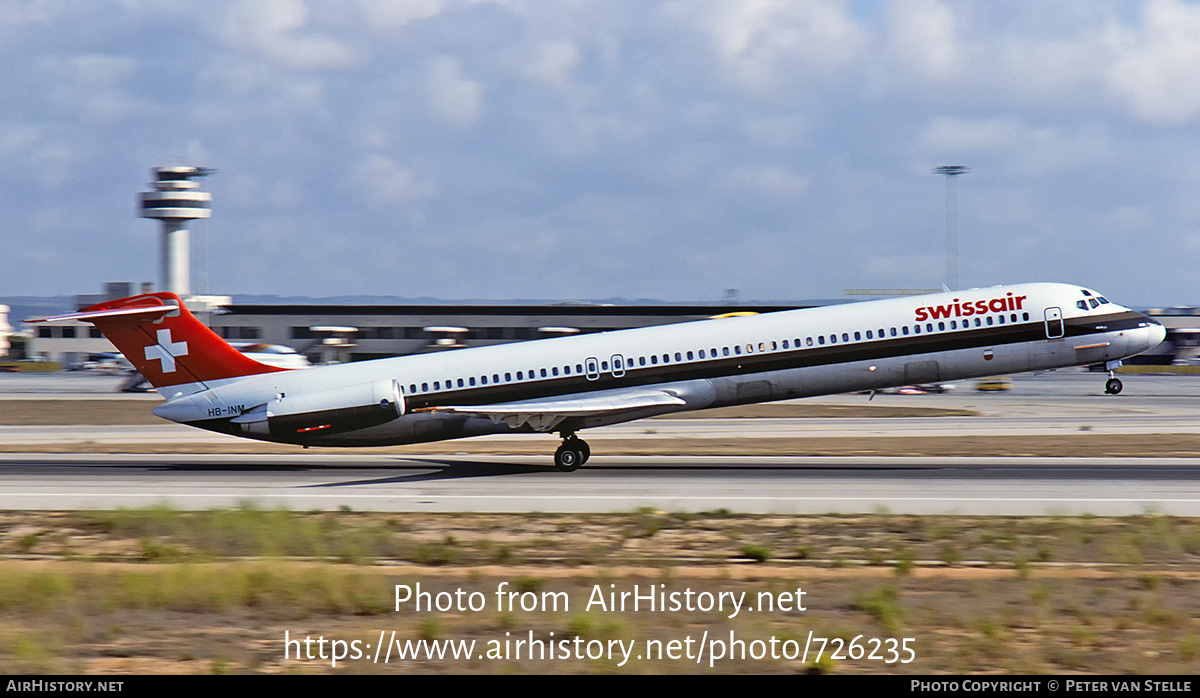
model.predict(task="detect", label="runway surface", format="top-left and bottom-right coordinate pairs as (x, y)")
top-left (3, 453), bottom-right (1200, 515)
top-left (2, 370), bottom-right (1198, 515)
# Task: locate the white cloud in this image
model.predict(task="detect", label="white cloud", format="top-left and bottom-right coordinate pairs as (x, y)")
top-left (679, 0), bottom-right (868, 91)
top-left (224, 0), bottom-right (355, 70)
top-left (357, 0), bottom-right (447, 28)
top-left (523, 41), bottom-right (581, 87)
top-left (885, 0), bottom-right (963, 80)
top-left (352, 153), bottom-right (436, 206)
top-left (916, 116), bottom-right (1113, 176)
top-left (1107, 0), bottom-right (1200, 124)
top-left (724, 166), bottom-right (810, 200)
top-left (423, 56), bottom-right (484, 127)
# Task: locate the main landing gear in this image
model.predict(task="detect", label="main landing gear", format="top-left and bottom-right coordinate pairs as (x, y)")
top-left (554, 432), bottom-right (591, 472)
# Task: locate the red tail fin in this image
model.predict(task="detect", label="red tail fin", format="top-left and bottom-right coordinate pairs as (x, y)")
top-left (34, 293), bottom-right (288, 389)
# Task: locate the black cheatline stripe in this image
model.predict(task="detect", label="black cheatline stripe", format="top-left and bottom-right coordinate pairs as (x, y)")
top-left (401, 310), bottom-right (1144, 411)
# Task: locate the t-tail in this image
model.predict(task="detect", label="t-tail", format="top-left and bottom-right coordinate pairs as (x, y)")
top-left (30, 293), bottom-right (289, 397)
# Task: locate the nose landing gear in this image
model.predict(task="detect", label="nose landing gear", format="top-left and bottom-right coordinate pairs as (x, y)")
top-left (1103, 360), bottom-right (1123, 395)
top-left (554, 432), bottom-right (590, 472)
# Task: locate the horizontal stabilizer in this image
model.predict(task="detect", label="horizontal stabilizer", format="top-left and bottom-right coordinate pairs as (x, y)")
top-left (28, 303), bottom-right (177, 324)
top-left (419, 389), bottom-right (686, 432)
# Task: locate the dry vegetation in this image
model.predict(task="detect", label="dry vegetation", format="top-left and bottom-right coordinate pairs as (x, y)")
top-left (1, 508), bottom-right (1198, 674)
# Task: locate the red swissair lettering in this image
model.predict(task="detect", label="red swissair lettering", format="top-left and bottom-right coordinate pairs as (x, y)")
top-left (915, 293), bottom-right (1027, 322)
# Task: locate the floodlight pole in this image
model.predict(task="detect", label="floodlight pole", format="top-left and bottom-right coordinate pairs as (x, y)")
top-left (933, 165), bottom-right (969, 291)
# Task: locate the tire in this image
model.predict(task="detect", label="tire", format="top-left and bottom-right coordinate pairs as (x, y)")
top-left (1105, 378), bottom-right (1123, 395)
top-left (555, 445), bottom-right (583, 472)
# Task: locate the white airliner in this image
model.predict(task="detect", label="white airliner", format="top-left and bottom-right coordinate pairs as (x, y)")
top-left (33, 283), bottom-right (1165, 471)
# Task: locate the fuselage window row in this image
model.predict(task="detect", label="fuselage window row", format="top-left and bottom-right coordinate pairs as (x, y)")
top-left (400, 309), bottom-right (1042, 395)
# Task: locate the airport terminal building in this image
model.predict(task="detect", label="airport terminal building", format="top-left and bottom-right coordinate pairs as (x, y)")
top-left (28, 295), bottom-right (805, 365)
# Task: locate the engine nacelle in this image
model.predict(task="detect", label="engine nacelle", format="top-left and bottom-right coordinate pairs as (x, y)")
top-left (260, 379), bottom-right (404, 440)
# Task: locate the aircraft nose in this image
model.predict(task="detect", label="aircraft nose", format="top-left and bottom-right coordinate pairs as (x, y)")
top-left (1147, 318), bottom-right (1166, 348)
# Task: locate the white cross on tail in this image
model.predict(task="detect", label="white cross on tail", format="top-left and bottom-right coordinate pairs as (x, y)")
top-left (144, 328), bottom-right (189, 373)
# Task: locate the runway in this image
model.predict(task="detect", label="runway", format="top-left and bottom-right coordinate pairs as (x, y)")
top-left (3, 453), bottom-right (1200, 515)
top-left (2, 371), bottom-right (1198, 515)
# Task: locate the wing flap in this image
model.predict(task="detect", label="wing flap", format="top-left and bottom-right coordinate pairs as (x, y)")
top-left (418, 389), bottom-right (686, 432)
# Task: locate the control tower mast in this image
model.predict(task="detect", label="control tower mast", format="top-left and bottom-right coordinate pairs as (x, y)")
top-left (138, 166), bottom-right (214, 297)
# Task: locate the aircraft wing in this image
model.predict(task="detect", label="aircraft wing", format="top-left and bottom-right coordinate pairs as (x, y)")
top-left (417, 389), bottom-right (686, 432)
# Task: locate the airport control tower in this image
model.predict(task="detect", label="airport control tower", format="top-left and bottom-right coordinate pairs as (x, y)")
top-left (139, 166), bottom-right (213, 297)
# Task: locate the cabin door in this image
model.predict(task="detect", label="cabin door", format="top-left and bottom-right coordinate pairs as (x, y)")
top-left (1044, 307), bottom-right (1064, 339)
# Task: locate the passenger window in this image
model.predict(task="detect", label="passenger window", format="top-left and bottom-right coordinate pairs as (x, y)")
top-left (781, 340), bottom-right (789, 349)
top-left (818, 336), bottom-right (825, 345)
top-left (806, 337), bottom-right (813, 346)
top-left (1022, 312), bottom-right (1029, 321)
top-left (723, 347), bottom-right (730, 356)
top-left (913, 325), bottom-right (920, 334)
top-left (540, 369), bottom-right (547, 377)
top-left (986, 316), bottom-right (994, 326)
top-left (422, 382), bottom-right (428, 392)
top-left (675, 352), bottom-right (682, 361)
top-left (998, 315), bottom-right (1005, 324)
top-left (734, 346), bottom-right (742, 355)
top-left (926, 324), bottom-right (933, 333)
top-left (829, 335), bottom-right (837, 344)
top-left (469, 377), bottom-right (476, 386)
top-left (481, 376), bottom-right (487, 385)
top-left (758, 342), bottom-right (766, 352)
top-left (866, 330), bottom-right (873, 339)
top-left (699, 349), bottom-right (706, 358)
top-left (902, 326), bottom-right (909, 336)
top-left (890, 328), bottom-right (897, 337)
top-left (504, 373), bottom-right (511, 382)
top-left (552, 367), bottom-right (559, 376)
top-left (434, 381), bottom-right (440, 390)
top-left (409, 384), bottom-right (417, 393)
top-left (661, 354), bottom-right (669, 363)
top-left (853, 332), bottom-right (861, 341)
top-left (516, 371), bottom-right (523, 380)
top-left (746, 344), bottom-right (754, 353)
top-left (575, 364), bottom-right (583, 373)
top-left (687, 351), bottom-right (694, 360)
top-left (651, 355), bottom-right (658, 364)
top-left (938, 322), bottom-right (945, 331)
top-left (841, 333), bottom-right (849, 342)
top-left (457, 378), bottom-right (464, 388)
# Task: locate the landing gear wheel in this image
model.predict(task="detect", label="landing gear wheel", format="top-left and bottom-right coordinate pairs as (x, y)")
top-left (554, 444), bottom-right (584, 472)
top-left (554, 435), bottom-right (590, 472)
top-left (1105, 377), bottom-right (1123, 395)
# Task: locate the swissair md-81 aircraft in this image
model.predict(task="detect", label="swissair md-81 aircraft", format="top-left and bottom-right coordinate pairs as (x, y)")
top-left (33, 283), bottom-right (1165, 471)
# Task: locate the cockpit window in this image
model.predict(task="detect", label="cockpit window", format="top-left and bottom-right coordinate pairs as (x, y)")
top-left (1088, 298), bottom-right (1099, 309)
top-left (1097, 297), bottom-right (1109, 304)
top-left (1076, 300), bottom-right (1088, 311)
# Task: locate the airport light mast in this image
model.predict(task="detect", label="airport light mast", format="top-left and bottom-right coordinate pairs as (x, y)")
top-left (139, 166), bottom-right (214, 297)
top-left (933, 165), bottom-right (969, 291)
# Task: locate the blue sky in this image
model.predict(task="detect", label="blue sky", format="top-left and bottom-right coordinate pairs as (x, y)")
top-left (3, 0), bottom-right (1199, 305)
